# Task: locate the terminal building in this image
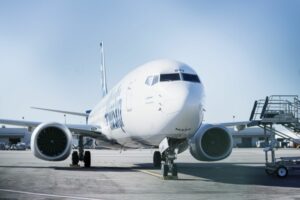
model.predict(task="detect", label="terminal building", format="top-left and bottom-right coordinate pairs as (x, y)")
top-left (0, 126), bottom-right (31, 145)
top-left (231, 127), bottom-right (300, 148)
top-left (230, 127), bottom-right (266, 148)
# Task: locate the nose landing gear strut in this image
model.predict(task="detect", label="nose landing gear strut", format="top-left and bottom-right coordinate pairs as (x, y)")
top-left (153, 138), bottom-right (185, 179)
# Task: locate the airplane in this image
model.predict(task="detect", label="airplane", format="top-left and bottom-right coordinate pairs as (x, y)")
top-left (0, 42), bottom-right (249, 178)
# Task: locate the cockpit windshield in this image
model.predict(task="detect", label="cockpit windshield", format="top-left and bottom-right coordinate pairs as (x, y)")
top-left (160, 73), bottom-right (180, 82)
top-left (182, 73), bottom-right (200, 83)
top-left (146, 72), bottom-right (201, 85)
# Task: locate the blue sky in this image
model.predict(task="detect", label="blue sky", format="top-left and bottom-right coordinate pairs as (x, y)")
top-left (0, 0), bottom-right (299, 124)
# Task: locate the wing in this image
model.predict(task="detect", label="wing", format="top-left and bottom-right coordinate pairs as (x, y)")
top-left (213, 121), bottom-right (257, 131)
top-left (31, 107), bottom-right (89, 117)
top-left (0, 118), bottom-right (102, 138)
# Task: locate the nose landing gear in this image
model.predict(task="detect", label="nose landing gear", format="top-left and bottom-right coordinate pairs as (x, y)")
top-left (154, 150), bottom-right (177, 178)
top-left (160, 149), bottom-right (178, 179)
top-left (154, 138), bottom-right (186, 179)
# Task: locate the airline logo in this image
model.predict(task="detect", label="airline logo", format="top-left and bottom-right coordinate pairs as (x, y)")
top-left (104, 88), bottom-right (124, 131)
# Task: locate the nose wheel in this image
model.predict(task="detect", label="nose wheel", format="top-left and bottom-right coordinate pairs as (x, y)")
top-left (161, 163), bottom-right (178, 177)
top-left (162, 154), bottom-right (178, 178)
top-left (161, 164), bottom-right (169, 177)
top-left (154, 149), bottom-right (178, 179)
top-left (171, 163), bottom-right (178, 177)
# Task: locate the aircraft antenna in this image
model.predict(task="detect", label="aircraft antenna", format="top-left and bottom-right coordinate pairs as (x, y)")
top-left (100, 42), bottom-right (108, 97)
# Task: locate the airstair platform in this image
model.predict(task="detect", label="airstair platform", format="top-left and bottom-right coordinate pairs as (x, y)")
top-left (249, 95), bottom-right (300, 178)
top-left (250, 95), bottom-right (300, 132)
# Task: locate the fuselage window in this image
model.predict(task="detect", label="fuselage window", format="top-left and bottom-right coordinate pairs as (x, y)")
top-left (182, 73), bottom-right (201, 83)
top-left (160, 73), bottom-right (180, 82)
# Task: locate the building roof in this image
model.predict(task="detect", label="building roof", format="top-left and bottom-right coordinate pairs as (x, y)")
top-left (230, 127), bottom-right (269, 137)
top-left (230, 127), bottom-right (300, 139)
top-left (0, 128), bottom-right (29, 137)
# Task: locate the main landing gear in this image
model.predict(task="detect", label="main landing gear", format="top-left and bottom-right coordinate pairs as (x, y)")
top-left (153, 151), bottom-right (162, 168)
top-left (71, 135), bottom-right (91, 167)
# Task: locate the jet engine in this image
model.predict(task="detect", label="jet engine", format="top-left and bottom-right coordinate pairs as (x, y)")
top-left (31, 122), bottom-right (73, 161)
top-left (189, 124), bottom-right (233, 161)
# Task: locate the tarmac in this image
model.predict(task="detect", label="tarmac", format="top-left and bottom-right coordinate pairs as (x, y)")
top-left (0, 148), bottom-right (300, 200)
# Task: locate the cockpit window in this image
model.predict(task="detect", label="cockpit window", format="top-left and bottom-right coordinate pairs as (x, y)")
top-left (160, 73), bottom-right (180, 82)
top-left (182, 73), bottom-right (200, 83)
top-left (152, 76), bottom-right (159, 85)
top-left (145, 75), bottom-right (159, 86)
top-left (145, 76), bottom-right (153, 85)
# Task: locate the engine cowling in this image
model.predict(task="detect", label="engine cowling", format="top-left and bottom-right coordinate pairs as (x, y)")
top-left (189, 124), bottom-right (233, 161)
top-left (31, 122), bottom-right (72, 161)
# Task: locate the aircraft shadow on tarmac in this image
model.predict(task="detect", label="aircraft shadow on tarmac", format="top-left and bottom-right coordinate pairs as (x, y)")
top-left (1, 163), bottom-right (299, 187)
top-left (134, 162), bottom-right (300, 188)
top-left (175, 163), bottom-right (300, 188)
top-left (0, 165), bottom-right (138, 172)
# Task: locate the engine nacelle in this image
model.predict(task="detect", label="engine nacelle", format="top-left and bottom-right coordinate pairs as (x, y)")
top-left (31, 122), bottom-right (72, 161)
top-left (189, 124), bottom-right (233, 161)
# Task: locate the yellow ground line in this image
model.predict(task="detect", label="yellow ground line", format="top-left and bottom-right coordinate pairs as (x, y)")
top-left (138, 169), bottom-right (162, 178)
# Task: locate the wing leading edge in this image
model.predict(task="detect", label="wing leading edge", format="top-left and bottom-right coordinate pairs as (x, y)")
top-left (31, 107), bottom-right (89, 117)
top-left (0, 118), bottom-right (102, 138)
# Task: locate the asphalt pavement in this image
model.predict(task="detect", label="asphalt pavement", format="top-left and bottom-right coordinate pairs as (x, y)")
top-left (0, 148), bottom-right (300, 200)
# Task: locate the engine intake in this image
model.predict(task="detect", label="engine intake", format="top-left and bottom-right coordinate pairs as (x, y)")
top-left (189, 124), bottom-right (233, 161)
top-left (31, 122), bottom-right (72, 161)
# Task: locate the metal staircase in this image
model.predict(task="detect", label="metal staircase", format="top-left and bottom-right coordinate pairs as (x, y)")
top-left (250, 95), bottom-right (300, 134)
top-left (249, 95), bottom-right (300, 177)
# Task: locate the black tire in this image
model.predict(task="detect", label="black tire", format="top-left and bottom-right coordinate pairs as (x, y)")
top-left (276, 166), bottom-right (288, 178)
top-left (72, 151), bottom-right (79, 165)
top-left (153, 151), bottom-right (162, 168)
top-left (161, 164), bottom-right (169, 177)
top-left (84, 151), bottom-right (91, 168)
top-left (161, 152), bottom-right (166, 162)
top-left (171, 164), bottom-right (178, 177)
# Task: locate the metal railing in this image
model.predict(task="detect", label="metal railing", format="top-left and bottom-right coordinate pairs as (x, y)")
top-left (250, 95), bottom-right (300, 133)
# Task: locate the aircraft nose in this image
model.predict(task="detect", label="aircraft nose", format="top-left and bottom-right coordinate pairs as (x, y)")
top-left (160, 83), bottom-right (201, 114)
top-left (158, 82), bottom-right (203, 137)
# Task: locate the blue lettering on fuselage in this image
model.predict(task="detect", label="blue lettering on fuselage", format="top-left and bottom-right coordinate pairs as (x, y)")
top-left (104, 99), bottom-right (124, 130)
top-left (104, 87), bottom-right (125, 132)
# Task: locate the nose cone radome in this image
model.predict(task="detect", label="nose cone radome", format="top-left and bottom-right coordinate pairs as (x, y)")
top-left (160, 82), bottom-right (202, 114)
top-left (159, 82), bottom-right (204, 137)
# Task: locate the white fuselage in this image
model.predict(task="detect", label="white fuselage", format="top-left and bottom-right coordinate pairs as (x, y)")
top-left (88, 59), bottom-right (205, 148)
